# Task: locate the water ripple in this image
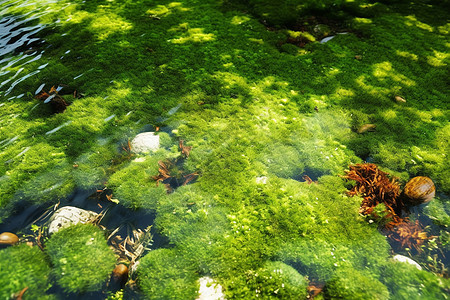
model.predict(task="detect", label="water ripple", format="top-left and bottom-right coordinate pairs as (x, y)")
top-left (0, 0), bottom-right (61, 97)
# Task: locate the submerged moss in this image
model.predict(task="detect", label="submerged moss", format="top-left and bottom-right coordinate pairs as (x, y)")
top-left (45, 224), bottom-right (116, 293)
top-left (245, 261), bottom-right (308, 299)
top-left (0, 243), bottom-right (52, 299)
top-left (136, 248), bottom-right (199, 299)
top-left (107, 149), bottom-right (178, 210)
top-left (325, 267), bottom-right (389, 300)
top-left (380, 261), bottom-right (450, 300)
top-left (0, 0), bottom-right (449, 298)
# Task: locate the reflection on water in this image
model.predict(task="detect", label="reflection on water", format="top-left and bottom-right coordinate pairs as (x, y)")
top-left (0, 0), bottom-right (61, 97)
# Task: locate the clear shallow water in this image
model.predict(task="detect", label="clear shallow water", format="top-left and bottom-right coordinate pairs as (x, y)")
top-left (0, 0), bottom-right (61, 98)
top-left (0, 0), bottom-right (448, 298)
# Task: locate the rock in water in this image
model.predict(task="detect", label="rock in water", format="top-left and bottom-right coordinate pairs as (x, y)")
top-left (111, 264), bottom-right (129, 289)
top-left (196, 277), bottom-right (225, 300)
top-left (392, 254), bottom-right (422, 270)
top-left (313, 24), bottom-right (331, 39)
top-left (0, 232), bottom-right (19, 246)
top-left (131, 132), bottom-right (160, 153)
top-left (394, 95), bottom-right (406, 103)
top-left (357, 124), bottom-right (376, 134)
top-left (402, 176), bottom-right (435, 205)
top-left (47, 206), bottom-right (98, 235)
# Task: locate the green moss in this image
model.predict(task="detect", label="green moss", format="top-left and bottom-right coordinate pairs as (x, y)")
top-left (137, 248), bottom-right (199, 300)
top-left (0, 244), bottom-right (52, 299)
top-left (107, 151), bottom-right (171, 210)
top-left (45, 224), bottom-right (116, 293)
top-left (424, 198), bottom-right (450, 228)
top-left (325, 267), bottom-right (389, 300)
top-left (260, 144), bottom-right (304, 178)
top-left (1, 0), bottom-right (449, 297)
top-left (380, 261), bottom-right (450, 300)
top-left (245, 261), bottom-right (308, 299)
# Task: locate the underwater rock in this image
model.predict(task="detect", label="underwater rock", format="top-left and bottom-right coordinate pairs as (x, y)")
top-left (47, 206), bottom-right (98, 235)
top-left (392, 254), bottom-right (422, 270)
top-left (131, 132), bottom-right (160, 153)
top-left (394, 95), bottom-right (406, 103)
top-left (0, 232), bottom-right (19, 246)
top-left (256, 176), bottom-right (268, 184)
top-left (196, 276), bottom-right (225, 300)
top-left (110, 264), bottom-right (129, 289)
top-left (402, 176), bottom-right (435, 205)
top-left (313, 24), bottom-right (331, 38)
top-left (357, 124), bottom-right (376, 134)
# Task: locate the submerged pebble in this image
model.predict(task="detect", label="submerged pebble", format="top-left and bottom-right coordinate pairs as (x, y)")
top-left (47, 206), bottom-right (98, 235)
top-left (394, 95), bottom-right (406, 103)
top-left (392, 254), bottom-right (422, 270)
top-left (357, 124), bottom-right (376, 134)
top-left (197, 276), bottom-right (225, 300)
top-left (0, 232), bottom-right (19, 246)
top-left (402, 176), bottom-right (435, 205)
top-left (111, 264), bottom-right (129, 288)
top-left (131, 132), bottom-right (160, 153)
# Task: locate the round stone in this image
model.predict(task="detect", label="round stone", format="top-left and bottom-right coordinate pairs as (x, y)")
top-left (197, 277), bottom-right (225, 300)
top-left (131, 132), bottom-right (160, 153)
top-left (392, 254), bottom-right (422, 270)
top-left (402, 176), bottom-right (435, 205)
top-left (0, 232), bottom-right (19, 246)
top-left (47, 206), bottom-right (98, 235)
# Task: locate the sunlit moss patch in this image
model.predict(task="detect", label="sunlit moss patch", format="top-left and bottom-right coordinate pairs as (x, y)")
top-left (0, 244), bottom-right (52, 299)
top-left (46, 224), bottom-right (116, 293)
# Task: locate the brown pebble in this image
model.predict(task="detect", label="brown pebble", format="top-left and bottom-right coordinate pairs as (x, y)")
top-left (357, 124), bottom-right (376, 134)
top-left (395, 95), bottom-right (406, 103)
top-left (111, 264), bottom-right (129, 287)
top-left (0, 232), bottom-right (19, 246)
top-left (402, 176), bottom-right (435, 205)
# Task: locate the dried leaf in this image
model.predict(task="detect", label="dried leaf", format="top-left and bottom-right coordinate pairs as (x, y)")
top-left (344, 163), bottom-right (403, 227)
top-left (302, 174), bottom-right (315, 184)
top-left (179, 140), bottom-right (192, 158)
top-left (15, 287), bottom-right (28, 300)
top-left (183, 172), bottom-right (199, 185)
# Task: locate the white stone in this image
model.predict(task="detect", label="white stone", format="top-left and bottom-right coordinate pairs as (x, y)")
top-left (392, 254), bottom-right (422, 270)
top-left (256, 176), bottom-right (268, 184)
top-left (196, 276), bottom-right (225, 300)
top-left (131, 132), bottom-right (160, 153)
top-left (47, 206), bottom-right (98, 235)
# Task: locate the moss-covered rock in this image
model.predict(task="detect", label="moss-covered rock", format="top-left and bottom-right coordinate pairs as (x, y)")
top-left (0, 243), bottom-right (51, 299)
top-left (107, 151), bottom-right (170, 210)
top-left (45, 224), bottom-right (116, 293)
top-left (0, 0), bottom-right (449, 298)
top-left (423, 197), bottom-right (450, 228)
top-left (380, 261), bottom-right (450, 300)
top-left (136, 248), bottom-right (199, 300)
top-left (246, 261), bottom-right (308, 299)
top-left (325, 267), bottom-right (389, 300)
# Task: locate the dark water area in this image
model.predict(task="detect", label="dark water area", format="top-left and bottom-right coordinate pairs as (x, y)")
top-left (0, 188), bottom-right (168, 249)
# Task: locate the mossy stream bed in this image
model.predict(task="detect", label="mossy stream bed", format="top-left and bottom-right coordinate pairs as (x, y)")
top-left (0, 0), bottom-right (449, 299)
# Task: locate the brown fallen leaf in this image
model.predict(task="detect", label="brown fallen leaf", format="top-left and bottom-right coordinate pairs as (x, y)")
top-left (15, 286), bottom-right (28, 300)
top-left (179, 140), bottom-right (192, 158)
top-left (307, 281), bottom-right (325, 299)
